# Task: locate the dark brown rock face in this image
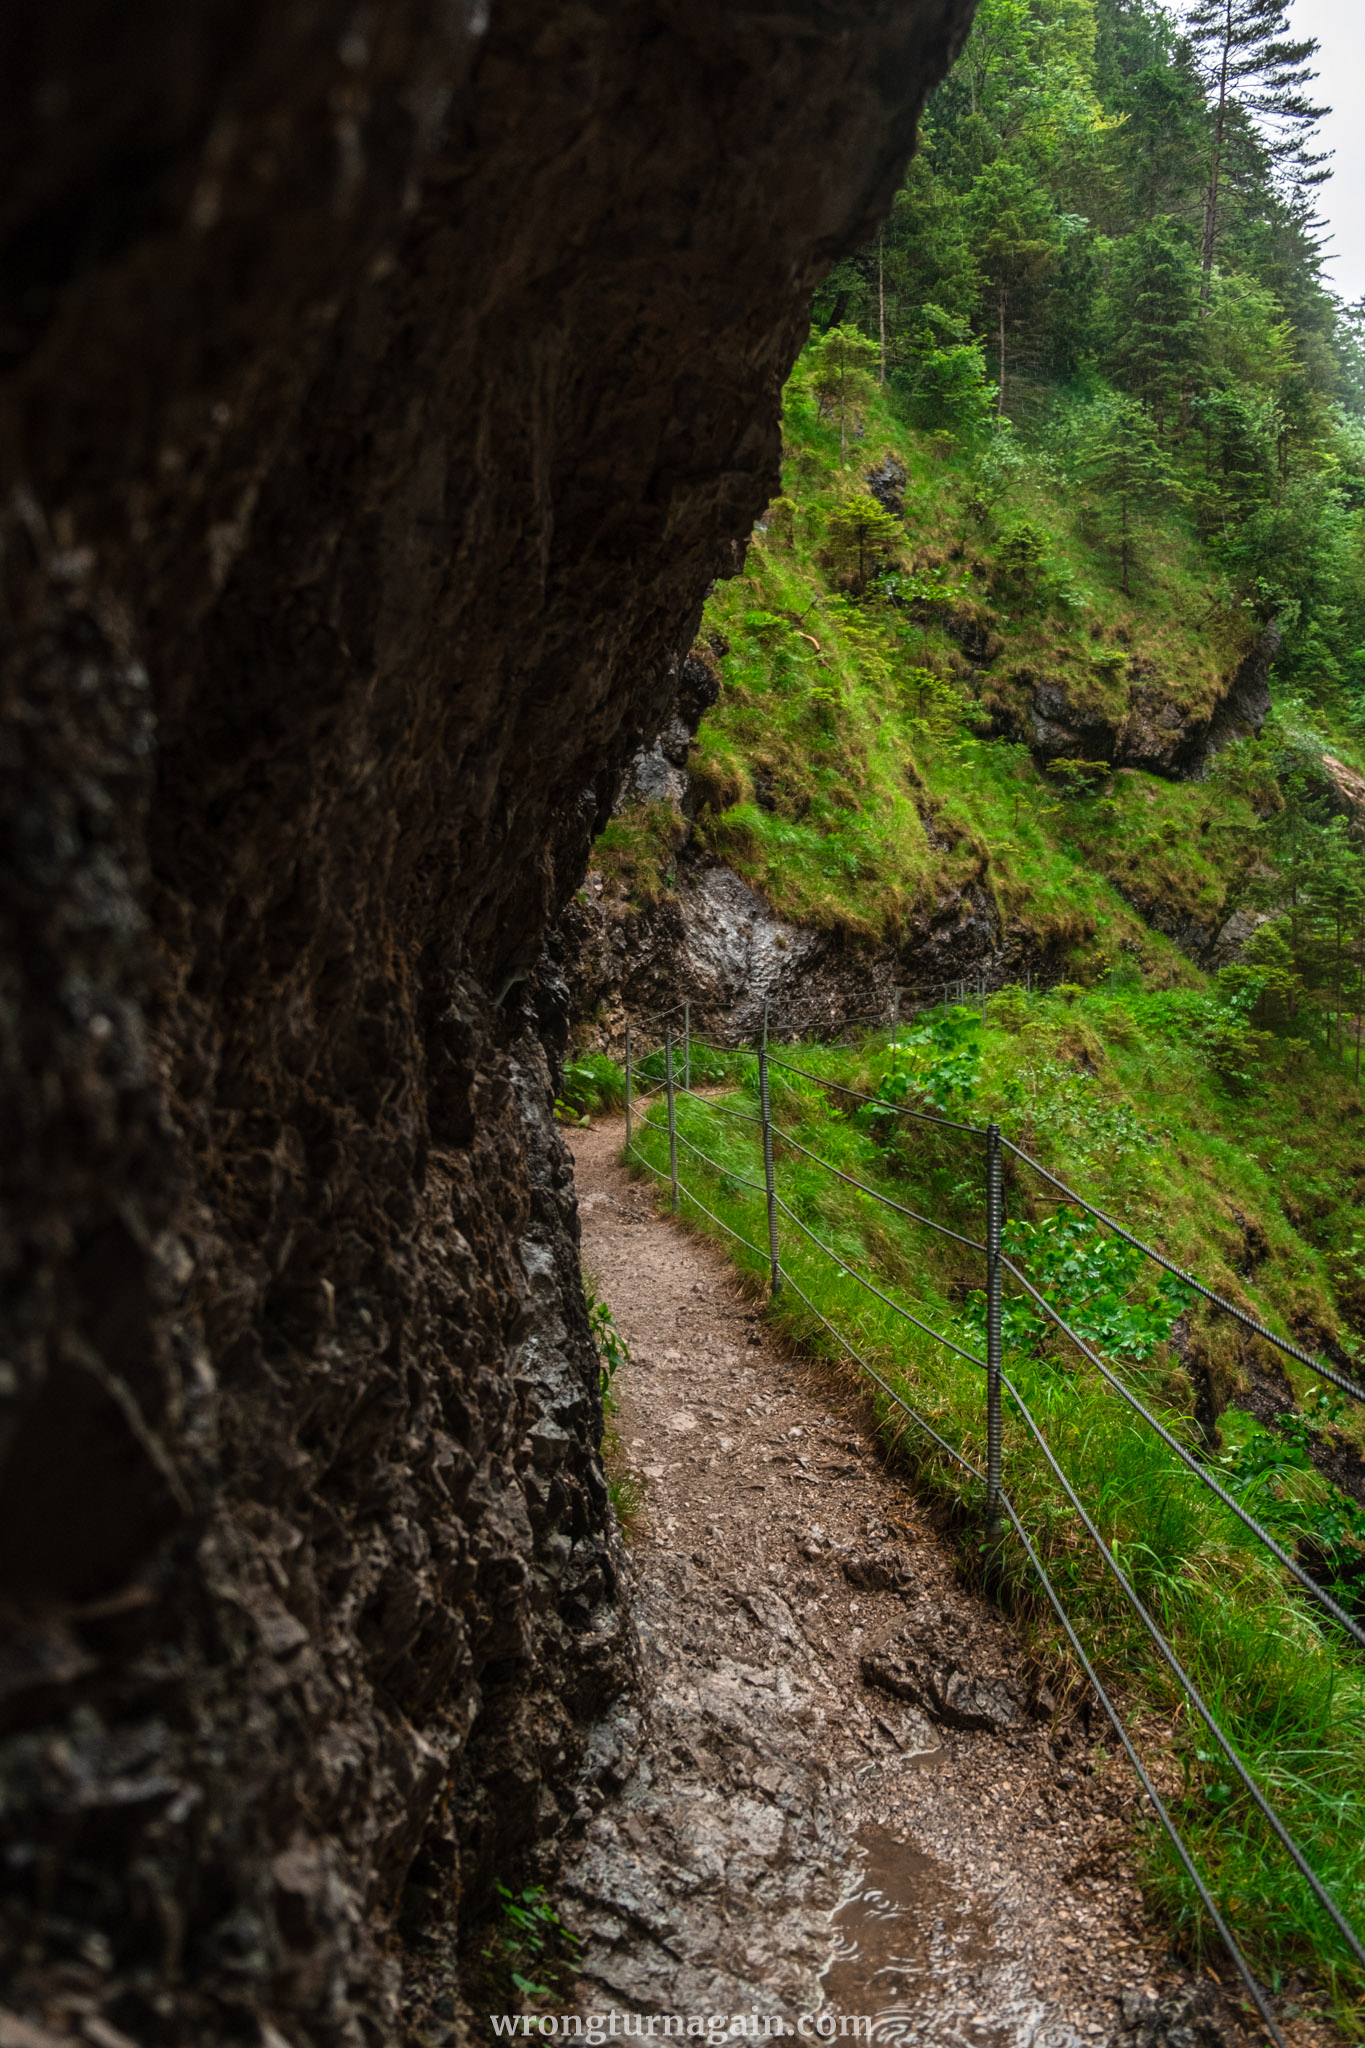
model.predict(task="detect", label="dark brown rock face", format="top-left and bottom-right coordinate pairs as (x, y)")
top-left (0, 4), bottom-right (973, 2042)
top-left (1002, 625), bottom-right (1278, 781)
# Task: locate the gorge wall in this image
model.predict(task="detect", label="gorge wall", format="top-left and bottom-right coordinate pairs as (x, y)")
top-left (0, 4), bottom-right (975, 2043)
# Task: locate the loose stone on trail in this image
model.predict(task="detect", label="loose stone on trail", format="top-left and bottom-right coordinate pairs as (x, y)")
top-left (562, 1114), bottom-right (1275, 2047)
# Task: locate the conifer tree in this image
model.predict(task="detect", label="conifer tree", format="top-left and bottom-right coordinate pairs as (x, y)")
top-left (809, 325), bottom-right (881, 464)
top-left (823, 494), bottom-right (904, 595)
top-left (1076, 394), bottom-right (1184, 591)
top-left (966, 159), bottom-right (1060, 416)
top-left (1185, 0), bottom-right (1328, 305)
top-left (1108, 221), bottom-right (1202, 435)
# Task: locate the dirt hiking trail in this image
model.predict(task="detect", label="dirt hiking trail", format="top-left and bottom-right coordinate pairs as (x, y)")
top-left (557, 1117), bottom-right (1335, 2048)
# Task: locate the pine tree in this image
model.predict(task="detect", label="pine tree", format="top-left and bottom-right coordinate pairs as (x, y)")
top-left (965, 160), bottom-right (1060, 416)
top-left (1185, 0), bottom-right (1328, 305)
top-left (1108, 221), bottom-right (1202, 434)
top-left (1076, 394), bottom-right (1185, 591)
top-left (809, 325), bottom-right (881, 465)
top-left (822, 494), bottom-right (904, 595)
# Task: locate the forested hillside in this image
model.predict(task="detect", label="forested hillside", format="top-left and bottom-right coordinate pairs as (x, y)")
top-left (568, 1), bottom-right (1365, 2019)
top-left (581, 0), bottom-right (1365, 1364)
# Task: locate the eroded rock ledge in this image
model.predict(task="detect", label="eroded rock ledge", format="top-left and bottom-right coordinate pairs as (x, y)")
top-left (0, 4), bottom-right (973, 2042)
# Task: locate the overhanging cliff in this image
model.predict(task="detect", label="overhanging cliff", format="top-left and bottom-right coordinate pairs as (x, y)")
top-left (0, 5), bottom-right (974, 2041)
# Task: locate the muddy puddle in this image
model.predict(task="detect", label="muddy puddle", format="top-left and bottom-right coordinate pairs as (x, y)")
top-left (823, 1826), bottom-right (1092, 2048)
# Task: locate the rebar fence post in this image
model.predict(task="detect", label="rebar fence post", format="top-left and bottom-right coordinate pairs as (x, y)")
top-left (624, 1023), bottom-right (633, 1152)
top-left (891, 986), bottom-right (900, 1065)
top-left (665, 1025), bottom-right (679, 1214)
top-left (980, 971), bottom-right (987, 1026)
top-left (985, 1120), bottom-right (1004, 1534)
top-left (684, 1000), bottom-right (691, 1090)
top-left (759, 1046), bottom-right (783, 1296)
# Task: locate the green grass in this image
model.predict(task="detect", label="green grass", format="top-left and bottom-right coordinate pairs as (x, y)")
top-left (625, 1011), bottom-right (1365, 2029)
top-left (651, 370), bottom-right (1253, 960)
top-left (583, 347), bottom-right (1365, 2025)
top-left (559, 1053), bottom-right (628, 1119)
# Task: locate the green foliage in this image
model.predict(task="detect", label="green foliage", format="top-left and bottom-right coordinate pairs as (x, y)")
top-left (1217, 1393), bottom-right (1365, 1618)
top-left (1045, 755), bottom-right (1111, 798)
top-left (895, 304), bottom-right (997, 435)
top-left (966, 158), bottom-right (1061, 416)
top-left (1074, 393), bottom-right (1185, 593)
top-left (559, 1054), bottom-right (627, 1121)
top-left (962, 1207), bottom-right (1192, 1365)
top-left (585, 1277), bottom-right (644, 1535)
top-left (995, 520), bottom-right (1049, 595)
top-left (822, 492), bottom-right (905, 594)
top-left (1107, 220), bottom-right (1202, 434)
top-left (585, 1282), bottom-right (630, 1407)
top-left (477, 1885), bottom-right (581, 2009)
top-left (809, 324), bottom-right (881, 463)
top-left (863, 1006), bottom-right (982, 1120)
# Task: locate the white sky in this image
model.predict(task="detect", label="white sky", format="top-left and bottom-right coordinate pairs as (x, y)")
top-left (1282, 0), bottom-right (1365, 304)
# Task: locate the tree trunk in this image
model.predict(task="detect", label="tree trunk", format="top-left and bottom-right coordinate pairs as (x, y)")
top-left (997, 287), bottom-right (1007, 416)
top-left (1200, 5), bottom-right (1233, 308)
top-left (878, 229), bottom-right (886, 385)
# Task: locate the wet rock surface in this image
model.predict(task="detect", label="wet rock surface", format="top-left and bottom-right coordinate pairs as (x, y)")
top-left (562, 1119), bottom-right (1301, 2047)
top-left (561, 854), bottom-right (1068, 1051)
top-left (0, 4), bottom-right (979, 2040)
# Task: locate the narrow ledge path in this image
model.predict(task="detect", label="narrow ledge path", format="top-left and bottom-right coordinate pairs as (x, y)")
top-left (559, 1117), bottom-right (1329, 2048)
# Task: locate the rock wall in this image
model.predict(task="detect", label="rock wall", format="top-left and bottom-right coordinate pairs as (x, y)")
top-left (560, 688), bottom-right (1071, 1051)
top-left (979, 624), bottom-right (1279, 780)
top-left (0, 4), bottom-right (974, 2042)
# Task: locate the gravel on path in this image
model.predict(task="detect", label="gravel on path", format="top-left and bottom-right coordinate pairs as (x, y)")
top-left (561, 1117), bottom-right (1335, 2048)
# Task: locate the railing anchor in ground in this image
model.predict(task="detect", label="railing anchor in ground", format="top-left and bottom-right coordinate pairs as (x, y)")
top-left (985, 1119), bottom-right (1004, 1536)
top-left (665, 1024), bottom-right (679, 1215)
top-left (759, 1044), bottom-right (783, 1295)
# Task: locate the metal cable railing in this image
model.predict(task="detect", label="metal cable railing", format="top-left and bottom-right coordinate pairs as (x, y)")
top-left (1000, 1138), bottom-right (1365, 1411)
top-left (767, 1114), bottom-right (987, 1254)
top-left (1001, 1254), bottom-right (1365, 1655)
top-left (765, 1052), bottom-right (987, 1135)
top-left (615, 1024), bottom-right (1365, 2040)
top-left (1003, 1368), bottom-right (1365, 1975)
top-left (761, 1045), bottom-right (1365, 1415)
top-left (773, 1193), bottom-right (988, 1370)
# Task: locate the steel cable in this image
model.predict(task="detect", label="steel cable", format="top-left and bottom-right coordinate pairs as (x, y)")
top-left (678, 1089), bottom-right (765, 1127)
top-left (996, 1493), bottom-right (1288, 2048)
top-left (637, 1115), bottom-right (770, 1196)
top-left (1000, 1138), bottom-right (1365, 1410)
top-left (774, 1195), bottom-right (987, 1369)
top-left (626, 1144), bottom-right (771, 1263)
top-left (769, 1118), bottom-right (986, 1254)
top-left (631, 1110), bottom-right (1299, 2035)
top-left (1002, 1369), bottom-right (1365, 1974)
top-left (781, 1259), bottom-right (1289, 2037)
top-left (777, 1270), bottom-right (986, 1480)
top-left (647, 1053), bottom-right (1365, 1404)
top-left (765, 1053), bottom-right (987, 1136)
top-left (626, 1082), bottom-right (1319, 2031)
top-left (1001, 1257), bottom-right (1365, 1655)
top-left (625, 1074), bottom-right (670, 1101)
